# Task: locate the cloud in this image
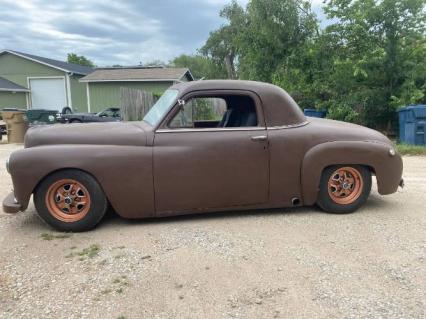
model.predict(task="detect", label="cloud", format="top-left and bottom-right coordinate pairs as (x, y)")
top-left (0, 0), bottom-right (246, 65)
top-left (0, 0), bottom-right (326, 66)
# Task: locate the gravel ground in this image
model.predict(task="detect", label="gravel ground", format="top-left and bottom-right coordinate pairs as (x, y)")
top-left (0, 141), bottom-right (425, 319)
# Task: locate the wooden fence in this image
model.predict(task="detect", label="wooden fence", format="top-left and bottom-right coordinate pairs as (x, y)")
top-left (120, 87), bottom-right (157, 121)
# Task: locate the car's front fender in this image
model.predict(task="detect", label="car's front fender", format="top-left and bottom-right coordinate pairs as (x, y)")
top-left (301, 141), bottom-right (403, 205)
top-left (8, 144), bottom-right (155, 218)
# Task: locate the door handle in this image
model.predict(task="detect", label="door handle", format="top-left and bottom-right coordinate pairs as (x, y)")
top-left (251, 135), bottom-right (267, 141)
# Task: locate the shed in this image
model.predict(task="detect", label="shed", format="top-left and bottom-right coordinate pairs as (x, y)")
top-left (0, 50), bottom-right (93, 112)
top-left (79, 67), bottom-right (194, 113)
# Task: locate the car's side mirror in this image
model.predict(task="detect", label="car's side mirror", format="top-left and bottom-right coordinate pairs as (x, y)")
top-left (178, 99), bottom-right (185, 107)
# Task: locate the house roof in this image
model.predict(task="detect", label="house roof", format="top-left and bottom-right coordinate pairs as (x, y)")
top-left (0, 50), bottom-right (93, 75)
top-left (0, 76), bottom-right (29, 92)
top-left (79, 67), bottom-right (194, 83)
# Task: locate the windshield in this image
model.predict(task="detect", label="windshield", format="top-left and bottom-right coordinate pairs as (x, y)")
top-left (143, 89), bottom-right (179, 126)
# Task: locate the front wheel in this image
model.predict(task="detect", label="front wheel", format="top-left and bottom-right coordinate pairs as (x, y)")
top-left (34, 170), bottom-right (107, 232)
top-left (317, 165), bottom-right (372, 214)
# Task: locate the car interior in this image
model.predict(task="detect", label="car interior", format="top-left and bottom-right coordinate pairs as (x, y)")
top-left (169, 94), bottom-right (258, 129)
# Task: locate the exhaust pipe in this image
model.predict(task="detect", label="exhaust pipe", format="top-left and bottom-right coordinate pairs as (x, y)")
top-left (291, 197), bottom-right (300, 206)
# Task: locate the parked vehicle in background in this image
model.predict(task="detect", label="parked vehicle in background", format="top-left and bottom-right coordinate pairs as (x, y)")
top-left (59, 107), bottom-right (121, 123)
top-left (3, 80), bottom-right (403, 232)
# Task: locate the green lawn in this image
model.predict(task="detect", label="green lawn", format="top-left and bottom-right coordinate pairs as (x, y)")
top-left (396, 144), bottom-right (426, 156)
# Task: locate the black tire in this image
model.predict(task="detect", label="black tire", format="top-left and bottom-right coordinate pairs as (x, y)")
top-left (69, 119), bottom-right (82, 123)
top-left (61, 106), bottom-right (73, 115)
top-left (34, 170), bottom-right (107, 232)
top-left (317, 165), bottom-right (372, 214)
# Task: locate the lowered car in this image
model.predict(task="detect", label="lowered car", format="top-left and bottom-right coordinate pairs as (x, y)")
top-left (59, 107), bottom-right (121, 123)
top-left (3, 80), bottom-right (403, 231)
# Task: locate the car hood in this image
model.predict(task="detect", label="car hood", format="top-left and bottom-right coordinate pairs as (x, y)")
top-left (305, 117), bottom-right (393, 145)
top-left (25, 122), bottom-right (147, 148)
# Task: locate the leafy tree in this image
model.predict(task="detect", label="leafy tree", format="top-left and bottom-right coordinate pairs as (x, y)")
top-left (322, 0), bottom-right (426, 129)
top-left (238, 0), bottom-right (318, 82)
top-left (171, 54), bottom-right (227, 79)
top-left (67, 53), bottom-right (95, 67)
top-left (200, 0), bottom-right (247, 79)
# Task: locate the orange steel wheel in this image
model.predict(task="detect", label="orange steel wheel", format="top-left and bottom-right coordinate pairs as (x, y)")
top-left (45, 179), bottom-right (91, 223)
top-left (327, 167), bottom-right (364, 205)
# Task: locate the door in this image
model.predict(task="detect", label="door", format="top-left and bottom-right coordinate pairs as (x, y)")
top-left (153, 92), bottom-right (269, 214)
top-left (29, 78), bottom-right (66, 110)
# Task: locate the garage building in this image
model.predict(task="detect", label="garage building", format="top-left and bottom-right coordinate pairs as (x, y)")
top-left (0, 50), bottom-right (92, 112)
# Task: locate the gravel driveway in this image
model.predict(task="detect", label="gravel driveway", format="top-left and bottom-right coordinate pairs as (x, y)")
top-left (0, 141), bottom-right (425, 319)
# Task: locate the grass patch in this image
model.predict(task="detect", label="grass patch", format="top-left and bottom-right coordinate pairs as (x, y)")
top-left (66, 244), bottom-right (101, 260)
top-left (41, 233), bottom-right (72, 240)
top-left (77, 244), bottom-right (100, 258)
top-left (396, 143), bottom-right (426, 156)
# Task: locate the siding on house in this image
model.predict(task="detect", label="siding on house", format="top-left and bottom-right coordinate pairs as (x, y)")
top-left (0, 91), bottom-right (27, 109)
top-left (88, 81), bottom-right (173, 113)
top-left (0, 53), bottom-right (64, 89)
top-left (70, 75), bottom-right (88, 112)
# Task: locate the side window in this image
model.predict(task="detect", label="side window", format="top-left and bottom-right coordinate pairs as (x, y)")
top-left (168, 95), bottom-right (258, 129)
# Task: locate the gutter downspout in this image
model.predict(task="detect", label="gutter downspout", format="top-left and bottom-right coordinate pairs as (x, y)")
top-left (86, 82), bottom-right (91, 112)
top-left (66, 72), bottom-right (73, 109)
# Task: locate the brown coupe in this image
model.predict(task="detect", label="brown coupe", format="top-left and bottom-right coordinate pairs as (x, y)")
top-left (3, 80), bottom-right (403, 231)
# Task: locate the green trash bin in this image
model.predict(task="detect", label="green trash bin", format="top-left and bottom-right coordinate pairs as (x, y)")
top-left (26, 109), bottom-right (58, 125)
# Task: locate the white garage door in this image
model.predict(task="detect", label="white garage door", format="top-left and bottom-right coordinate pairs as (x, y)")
top-left (30, 78), bottom-right (67, 111)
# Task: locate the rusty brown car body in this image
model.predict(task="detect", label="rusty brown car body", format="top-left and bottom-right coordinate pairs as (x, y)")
top-left (3, 80), bottom-right (403, 231)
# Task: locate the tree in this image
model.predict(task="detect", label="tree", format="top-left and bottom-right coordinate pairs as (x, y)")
top-left (201, 0), bottom-right (318, 82)
top-left (200, 0), bottom-right (247, 79)
top-left (322, 0), bottom-right (426, 129)
top-left (67, 53), bottom-right (95, 67)
top-left (170, 54), bottom-right (227, 79)
top-left (238, 0), bottom-right (318, 82)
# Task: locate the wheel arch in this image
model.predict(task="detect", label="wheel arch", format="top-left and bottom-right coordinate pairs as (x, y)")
top-left (33, 167), bottom-right (108, 200)
top-left (301, 141), bottom-right (402, 205)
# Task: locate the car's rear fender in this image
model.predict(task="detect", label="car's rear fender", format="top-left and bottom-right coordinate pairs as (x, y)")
top-left (301, 141), bottom-right (403, 205)
top-left (8, 144), bottom-right (155, 218)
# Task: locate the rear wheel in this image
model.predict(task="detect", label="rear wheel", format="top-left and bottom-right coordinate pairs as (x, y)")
top-left (317, 165), bottom-right (371, 214)
top-left (34, 170), bottom-right (107, 232)
top-left (61, 106), bottom-right (73, 115)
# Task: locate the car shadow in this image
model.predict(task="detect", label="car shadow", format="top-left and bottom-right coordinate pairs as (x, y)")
top-left (12, 194), bottom-right (391, 232)
top-left (99, 193), bottom-right (395, 229)
top-left (99, 205), bottom-right (319, 229)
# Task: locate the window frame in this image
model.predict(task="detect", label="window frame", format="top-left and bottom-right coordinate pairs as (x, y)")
top-left (156, 89), bottom-right (266, 132)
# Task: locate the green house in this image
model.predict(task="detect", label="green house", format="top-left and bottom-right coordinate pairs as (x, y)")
top-left (0, 50), bottom-right (92, 112)
top-left (79, 67), bottom-right (194, 113)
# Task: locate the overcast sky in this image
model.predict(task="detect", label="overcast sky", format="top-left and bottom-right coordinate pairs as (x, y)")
top-left (0, 0), bottom-right (326, 66)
